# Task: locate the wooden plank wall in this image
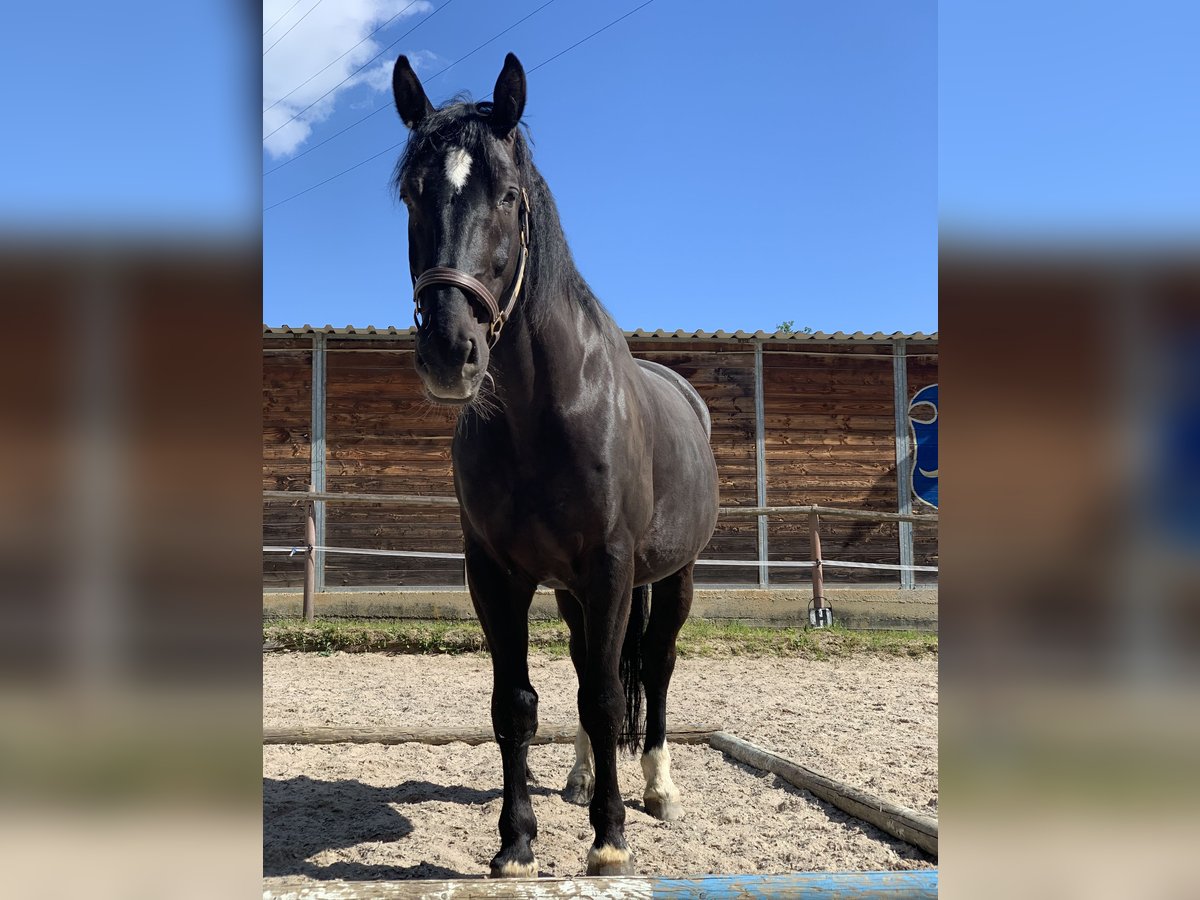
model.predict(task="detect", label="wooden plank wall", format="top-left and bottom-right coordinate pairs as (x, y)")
top-left (262, 335), bottom-right (938, 590)
top-left (262, 338), bottom-right (312, 588)
top-left (628, 341), bottom-right (759, 585)
top-left (907, 345), bottom-right (940, 585)
top-left (323, 339), bottom-right (462, 587)
top-left (762, 344), bottom-right (903, 584)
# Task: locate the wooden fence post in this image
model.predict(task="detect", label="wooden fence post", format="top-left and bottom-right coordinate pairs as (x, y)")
top-left (809, 510), bottom-right (826, 610)
top-left (303, 492), bottom-right (316, 622)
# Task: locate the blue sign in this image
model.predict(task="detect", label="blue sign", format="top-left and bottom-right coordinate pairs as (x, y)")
top-left (908, 384), bottom-right (938, 508)
top-left (1155, 337), bottom-right (1200, 546)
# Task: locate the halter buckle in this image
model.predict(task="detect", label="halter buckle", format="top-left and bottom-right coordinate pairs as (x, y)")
top-left (487, 316), bottom-right (504, 345)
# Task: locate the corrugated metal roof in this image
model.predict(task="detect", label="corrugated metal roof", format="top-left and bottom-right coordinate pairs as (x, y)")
top-left (263, 324), bottom-right (937, 342)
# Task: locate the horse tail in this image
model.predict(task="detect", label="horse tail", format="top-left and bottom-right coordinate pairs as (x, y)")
top-left (618, 584), bottom-right (649, 755)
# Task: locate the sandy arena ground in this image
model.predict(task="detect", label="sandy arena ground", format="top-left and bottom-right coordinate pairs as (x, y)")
top-left (264, 652), bottom-right (937, 883)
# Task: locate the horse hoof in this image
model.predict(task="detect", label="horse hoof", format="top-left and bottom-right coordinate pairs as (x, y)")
top-left (563, 774), bottom-right (594, 806)
top-left (585, 845), bottom-right (636, 876)
top-left (489, 853), bottom-right (538, 879)
top-left (644, 795), bottom-right (685, 822)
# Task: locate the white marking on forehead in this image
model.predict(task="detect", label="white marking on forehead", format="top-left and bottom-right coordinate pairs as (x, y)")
top-left (444, 147), bottom-right (472, 193)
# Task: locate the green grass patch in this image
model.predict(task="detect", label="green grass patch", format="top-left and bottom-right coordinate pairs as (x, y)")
top-left (264, 617), bottom-right (936, 659)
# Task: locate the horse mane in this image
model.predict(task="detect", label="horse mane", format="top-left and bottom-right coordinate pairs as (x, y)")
top-left (394, 97), bottom-right (614, 337)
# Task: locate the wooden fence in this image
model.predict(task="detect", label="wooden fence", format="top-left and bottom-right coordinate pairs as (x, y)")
top-left (263, 488), bottom-right (937, 622)
top-left (264, 333), bottom-right (939, 591)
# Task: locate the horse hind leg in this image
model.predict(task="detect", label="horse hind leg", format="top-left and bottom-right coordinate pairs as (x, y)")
top-left (565, 723), bottom-right (594, 805)
top-left (575, 552), bottom-right (638, 876)
top-left (555, 589), bottom-right (594, 806)
top-left (639, 563), bottom-right (694, 822)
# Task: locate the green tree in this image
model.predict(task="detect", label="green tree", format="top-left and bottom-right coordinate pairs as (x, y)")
top-left (775, 320), bottom-right (813, 334)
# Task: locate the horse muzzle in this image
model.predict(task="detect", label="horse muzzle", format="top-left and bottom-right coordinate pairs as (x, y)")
top-left (413, 319), bottom-right (485, 404)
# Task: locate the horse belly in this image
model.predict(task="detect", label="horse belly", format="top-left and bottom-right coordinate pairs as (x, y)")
top-left (635, 504), bottom-right (716, 584)
top-left (635, 432), bottom-right (718, 584)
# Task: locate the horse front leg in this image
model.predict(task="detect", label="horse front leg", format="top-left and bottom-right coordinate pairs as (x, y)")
top-left (576, 550), bottom-right (636, 876)
top-left (465, 538), bottom-right (539, 878)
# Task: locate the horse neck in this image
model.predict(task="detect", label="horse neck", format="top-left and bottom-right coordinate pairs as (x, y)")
top-left (483, 179), bottom-right (622, 429)
top-left (489, 281), bottom-right (606, 415)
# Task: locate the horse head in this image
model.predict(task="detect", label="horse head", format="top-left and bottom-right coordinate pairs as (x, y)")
top-left (392, 53), bottom-right (529, 404)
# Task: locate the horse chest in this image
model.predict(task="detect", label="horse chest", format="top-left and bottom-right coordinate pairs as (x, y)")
top-left (455, 432), bottom-right (649, 582)
top-left (461, 469), bottom-right (604, 543)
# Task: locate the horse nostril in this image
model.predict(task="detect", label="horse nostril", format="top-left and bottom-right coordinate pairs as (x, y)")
top-left (465, 339), bottom-right (479, 367)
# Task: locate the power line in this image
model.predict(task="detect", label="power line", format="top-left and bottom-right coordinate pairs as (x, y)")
top-left (264, 0), bottom-right (305, 38)
top-left (416, 0), bottom-right (561, 94)
top-left (264, 0), bottom-right (428, 114)
top-left (264, 0), bottom-right (561, 177)
top-left (263, 0), bottom-right (658, 212)
top-left (264, 0), bottom-right (327, 57)
top-left (263, 0), bottom-right (457, 141)
top-left (264, 107), bottom-right (391, 178)
top-left (525, 0), bottom-right (654, 76)
top-left (264, 142), bottom-right (405, 213)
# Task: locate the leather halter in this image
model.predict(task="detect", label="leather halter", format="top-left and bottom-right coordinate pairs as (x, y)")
top-left (412, 188), bottom-right (530, 347)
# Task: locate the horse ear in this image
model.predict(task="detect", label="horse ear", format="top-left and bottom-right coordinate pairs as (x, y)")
top-left (489, 53), bottom-right (526, 137)
top-left (392, 56), bottom-right (433, 129)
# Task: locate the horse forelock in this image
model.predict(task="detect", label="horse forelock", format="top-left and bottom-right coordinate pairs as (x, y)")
top-left (393, 97), bottom-right (531, 199)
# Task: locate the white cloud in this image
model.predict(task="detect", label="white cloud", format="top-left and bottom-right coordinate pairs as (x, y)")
top-left (355, 59), bottom-right (396, 94)
top-left (263, 0), bottom-right (433, 159)
top-left (354, 47), bottom-right (435, 91)
top-left (404, 49), bottom-right (441, 75)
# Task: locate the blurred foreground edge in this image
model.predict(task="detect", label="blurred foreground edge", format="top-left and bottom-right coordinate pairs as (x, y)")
top-left (940, 242), bottom-right (1200, 900)
top-left (0, 237), bottom-right (262, 897)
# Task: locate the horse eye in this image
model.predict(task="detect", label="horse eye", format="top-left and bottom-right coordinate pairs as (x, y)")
top-left (499, 190), bottom-right (518, 209)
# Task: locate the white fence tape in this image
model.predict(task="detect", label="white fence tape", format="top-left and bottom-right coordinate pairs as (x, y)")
top-left (264, 545), bottom-right (938, 574)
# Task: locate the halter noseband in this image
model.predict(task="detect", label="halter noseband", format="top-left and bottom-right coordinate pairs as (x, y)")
top-left (412, 187), bottom-right (530, 348)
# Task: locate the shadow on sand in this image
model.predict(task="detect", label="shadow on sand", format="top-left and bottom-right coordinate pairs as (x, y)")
top-left (263, 775), bottom-right (557, 880)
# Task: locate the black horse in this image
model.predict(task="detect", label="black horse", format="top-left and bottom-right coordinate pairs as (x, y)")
top-left (391, 53), bottom-right (718, 877)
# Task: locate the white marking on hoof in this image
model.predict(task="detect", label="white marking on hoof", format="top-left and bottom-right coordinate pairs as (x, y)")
top-left (491, 857), bottom-right (538, 878)
top-left (444, 147), bottom-right (472, 193)
top-left (564, 723), bottom-right (595, 804)
top-left (641, 745), bottom-right (684, 821)
top-left (586, 844), bottom-right (635, 876)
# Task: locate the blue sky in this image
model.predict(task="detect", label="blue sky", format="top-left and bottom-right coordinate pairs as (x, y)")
top-left (940, 0), bottom-right (1200, 240)
top-left (1, 1), bottom-right (1195, 321)
top-left (0, 2), bottom-right (255, 230)
top-left (262, 0), bottom-right (938, 333)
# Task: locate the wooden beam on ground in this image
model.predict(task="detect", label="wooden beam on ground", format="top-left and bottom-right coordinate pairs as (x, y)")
top-left (708, 731), bottom-right (938, 858)
top-left (263, 870), bottom-right (939, 899)
top-left (264, 724), bottom-right (718, 747)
